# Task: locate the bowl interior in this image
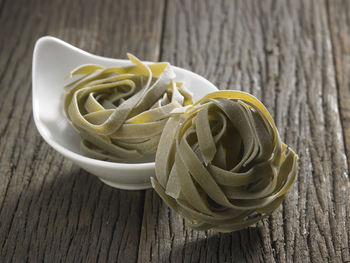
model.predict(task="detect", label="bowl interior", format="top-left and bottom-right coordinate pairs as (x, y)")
top-left (32, 37), bottom-right (135, 159)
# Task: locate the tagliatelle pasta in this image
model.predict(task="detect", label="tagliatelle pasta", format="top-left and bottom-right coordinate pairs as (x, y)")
top-left (151, 91), bottom-right (298, 232)
top-left (64, 54), bottom-right (193, 162)
top-left (64, 54), bottom-right (298, 232)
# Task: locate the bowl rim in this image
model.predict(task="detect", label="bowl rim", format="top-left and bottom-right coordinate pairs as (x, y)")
top-left (32, 35), bottom-right (218, 171)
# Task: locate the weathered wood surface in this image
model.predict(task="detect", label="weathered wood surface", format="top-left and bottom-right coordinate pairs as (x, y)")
top-left (138, 0), bottom-right (350, 262)
top-left (0, 0), bottom-right (164, 262)
top-left (1, 0), bottom-right (350, 262)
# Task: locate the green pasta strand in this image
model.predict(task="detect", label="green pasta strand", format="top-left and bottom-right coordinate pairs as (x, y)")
top-left (64, 54), bottom-right (298, 232)
top-left (152, 90), bottom-right (298, 232)
top-left (64, 54), bottom-right (193, 162)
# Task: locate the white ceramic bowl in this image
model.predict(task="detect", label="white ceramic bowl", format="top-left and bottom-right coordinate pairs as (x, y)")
top-left (32, 36), bottom-right (218, 190)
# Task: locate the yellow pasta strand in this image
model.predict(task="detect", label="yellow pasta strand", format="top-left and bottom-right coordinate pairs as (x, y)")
top-left (63, 54), bottom-right (192, 162)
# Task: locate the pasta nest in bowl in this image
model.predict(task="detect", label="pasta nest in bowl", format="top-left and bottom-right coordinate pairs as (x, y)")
top-left (152, 91), bottom-right (298, 232)
top-left (64, 54), bottom-right (192, 162)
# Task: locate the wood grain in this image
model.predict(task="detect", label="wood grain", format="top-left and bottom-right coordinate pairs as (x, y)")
top-left (1, 0), bottom-right (350, 262)
top-left (327, 0), bottom-right (350, 176)
top-left (0, 0), bottom-right (164, 262)
top-left (138, 0), bottom-right (350, 262)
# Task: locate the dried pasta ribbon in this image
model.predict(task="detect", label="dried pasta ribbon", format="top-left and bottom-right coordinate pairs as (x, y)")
top-left (152, 90), bottom-right (298, 232)
top-left (64, 54), bottom-right (193, 162)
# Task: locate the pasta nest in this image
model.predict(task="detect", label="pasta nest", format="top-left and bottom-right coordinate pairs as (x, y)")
top-left (63, 54), bottom-right (192, 162)
top-left (152, 91), bottom-right (298, 232)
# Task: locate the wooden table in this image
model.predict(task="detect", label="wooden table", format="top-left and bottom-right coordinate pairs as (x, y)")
top-left (1, 0), bottom-right (350, 262)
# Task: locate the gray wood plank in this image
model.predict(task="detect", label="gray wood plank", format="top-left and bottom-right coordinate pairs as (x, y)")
top-left (327, 0), bottom-right (350, 189)
top-left (0, 0), bottom-right (165, 262)
top-left (326, 2), bottom-right (350, 261)
top-left (138, 0), bottom-right (350, 262)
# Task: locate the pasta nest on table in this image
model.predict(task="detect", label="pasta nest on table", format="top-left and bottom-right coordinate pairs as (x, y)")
top-left (152, 91), bottom-right (298, 232)
top-left (63, 54), bottom-right (192, 162)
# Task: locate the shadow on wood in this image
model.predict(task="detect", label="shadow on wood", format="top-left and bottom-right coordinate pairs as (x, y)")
top-left (168, 227), bottom-right (264, 263)
top-left (0, 160), bottom-right (145, 262)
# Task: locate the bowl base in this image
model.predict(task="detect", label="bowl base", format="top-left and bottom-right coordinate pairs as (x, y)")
top-left (98, 178), bottom-right (152, 190)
